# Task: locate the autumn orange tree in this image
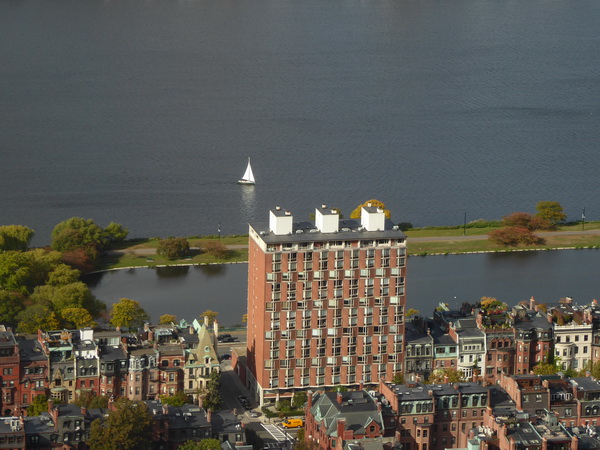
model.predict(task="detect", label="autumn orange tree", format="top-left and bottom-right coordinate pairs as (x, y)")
top-left (350, 199), bottom-right (391, 219)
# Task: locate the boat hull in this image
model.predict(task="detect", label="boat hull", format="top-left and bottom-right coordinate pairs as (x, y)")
top-left (238, 179), bottom-right (255, 185)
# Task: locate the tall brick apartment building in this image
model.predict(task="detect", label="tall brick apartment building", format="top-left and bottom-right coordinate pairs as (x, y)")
top-left (246, 205), bottom-right (408, 405)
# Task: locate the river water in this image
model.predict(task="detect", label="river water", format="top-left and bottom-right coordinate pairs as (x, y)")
top-left (86, 249), bottom-right (600, 326)
top-left (2, 0), bottom-right (600, 245)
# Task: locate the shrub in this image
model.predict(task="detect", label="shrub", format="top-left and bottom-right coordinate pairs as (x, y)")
top-left (157, 237), bottom-right (190, 260)
top-left (488, 227), bottom-right (543, 247)
top-left (202, 241), bottom-right (230, 259)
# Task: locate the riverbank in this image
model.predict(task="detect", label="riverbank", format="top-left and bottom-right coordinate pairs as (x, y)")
top-left (96, 224), bottom-right (600, 271)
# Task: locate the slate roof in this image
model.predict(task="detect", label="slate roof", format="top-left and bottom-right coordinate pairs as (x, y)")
top-left (310, 390), bottom-right (383, 438)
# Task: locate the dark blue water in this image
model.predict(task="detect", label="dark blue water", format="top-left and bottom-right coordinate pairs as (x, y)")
top-left (86, 249), bottom-right (600, 326)
top-left (2, 0), bottom-right (600, 245)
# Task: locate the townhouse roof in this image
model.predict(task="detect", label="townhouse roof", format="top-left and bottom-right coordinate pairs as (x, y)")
top-left (310, 390), bottom-right (383, 437)
top-left (0, 330), bottom-right (17, 346)
top-left (571, 378), bottom-right (600, 392)
top-left (17, 336), bottom-right (47, 362)
top-left (388, 382), bottom-right (487, 401)
top-left (98, 345), bottom-right (127, 362)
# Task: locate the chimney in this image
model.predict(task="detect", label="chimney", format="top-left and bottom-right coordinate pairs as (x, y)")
top-left (189, 325), bottom-right (195, 335)
top-left (108, 395), bottom-right (115, 412)
top-left (377, 402), bottom-right (382, 412)
top-left (81, 406), bottom-right (87, 416)
top-left (307, 391), bottom-right (313, 409)
top-left (162, 403), bottom-right (169, 415)
top-left (337, 390), bottom-right (343, 405)
top-left (198, 395), bottom-right (203, 408)
top-left (530, 296), bottom-right (536, 310)
top-left (472, 373), bottom-right (478, 383)
top-left (444, 375), bottom-right (449, 384)
top-left (359, 380), bottom-right (364, 391)
top-left (336, 418), bottom-right (346, 440)
top-left (48, 398), bottom-right (54, 415)
top-left (415, 374), bottom-right (421, 383)
top-left (207, 409), bottom-right (212, 423)
top-left (213, 320), bottom-right (219, 336)
top-left (204, 315), bottom-right (209, 327)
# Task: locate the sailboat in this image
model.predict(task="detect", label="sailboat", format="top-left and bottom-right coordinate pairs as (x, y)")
top-left (238, 157), bottom-right (255, 185)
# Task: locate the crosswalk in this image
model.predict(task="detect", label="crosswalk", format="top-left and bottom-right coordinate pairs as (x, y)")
top-left (262, 424), bottom-right (291, 444)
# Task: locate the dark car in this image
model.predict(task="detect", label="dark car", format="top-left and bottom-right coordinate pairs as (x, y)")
top-left (220, 354), bottom-right (231, 361)
top-left (218, 334), bottom-right (232, 342)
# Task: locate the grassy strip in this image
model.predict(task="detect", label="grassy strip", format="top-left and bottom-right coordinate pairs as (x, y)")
top-left (408, 234), bottom-right (600, 256)
top-left (97, 249), bottom-right (249, 270)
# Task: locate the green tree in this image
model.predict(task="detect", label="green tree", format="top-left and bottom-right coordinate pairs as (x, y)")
top-left (291, 391), bottom-right (307, 409)
top-left (200, 310), bottom-right (218, 326)
top-left (157, 237), bottom-right (190, 260)
top-left (31, 282), bottom-right (103, 315)
top-left (536, 201), bottom-right (567, 225)
top-left (159, 391), bottom-right (189, 407)
top-left (392, 372), bottom-right (405, 384)
top-left (51, 217), bottom-right (109, 253)
top-left (178, 439), bottom-right (222, 450)
top-left (16, 304), bottom-right (61, 334)
top-left (0, 290), bottom-right (26, 328)
top-left (0, 249), bottom-right (66, 294)
top-left (27, 394), bottom-right (49, 416)
top-left (159, 314), bottom-right (177, 324)
top-left (46, 264), bottom-right (81, 286)
top-left (350, 199), bottom-right (391, 220)
top-left (60, 307), bottom-right (97, 329)
top-left (0, 225), bottom-right (35, 251)
top-left (104, 222), bottom-right (129, 244)
top-left (202, 370), bottom-right (222, 410)
top-left (88, 398), bottom-right (153, 450)
top-left (110, 298), bottom-right (149, 330)
top-left (532, 362), bottom-right (558, 376)
top-left (72, 391), bottom-right (109, 409)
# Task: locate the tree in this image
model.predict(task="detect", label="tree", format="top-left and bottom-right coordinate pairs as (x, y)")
top-left (51, 217), bottom-right (108, 253)
top-left (157, 237), bottom-right (190, 260)
top-left (46, 264), bottom-right (81, 286)
top-left (60, 307), bottom-right (97, 329)
top-left (61, 247), bottom-right (97, 273)
top-left (201, 370), bottom-right (222, 410)
top-left (178, 439), bottom-right (222, 450)
top-left (88, 398), bottom-right (153, 450)
top-left (202, 240), bottom-right (229, 259)
top-left (480, 297), bottom-right (507, 312)
top-left (406, 308), bottom-right (420, 318)
top-left (159, 391), bottom-right (189, 407)
top-left (502, 212), bottom-right (534, 228)
top-left (0, 290), bottom-right (26, 328)
top-left (536, 201), bottom-right (567, 225)
top-left (392, 372), bottom-right (405, 384)
top-left (532, 362), bottom-right (558, 376)
top-left (110, 298), bottom-right (150, 330)
top-left (488, 227), bottom-right (543, 247)
top-left (27, 394), bottom-right (49, 416)
top-left (72, 391), bottom-right (109, 409)
top-left (200, 310), bottom-right (218, 326)
top-left (350, 199), bottom-right (391, 220)
top-left (0, 249), bottom-right (62, 294)
top-left (0, 225), bottom-right (35, 251)
top-left (104, 222), bottom-right (129, 243)
top-left (31, 282), bottom-right (103, 315)
top-left (427, 368), bottom-right (464, 384)
top-left (16, 304), bottom-right (61, 334)
top-left (291, 391), bottom-right (307, 409)
top-left (159, 314), bottom-right (177, 325)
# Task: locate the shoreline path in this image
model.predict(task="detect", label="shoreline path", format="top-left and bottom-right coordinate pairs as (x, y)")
top-left (110, 230), bottom-right (600, 258)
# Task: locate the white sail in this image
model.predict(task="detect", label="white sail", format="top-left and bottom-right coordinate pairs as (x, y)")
top-left (239, 158), bottom-right (255, 184)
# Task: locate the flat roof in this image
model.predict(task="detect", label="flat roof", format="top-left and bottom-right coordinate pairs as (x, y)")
top-left (250, 218), bottom-right (406, 244)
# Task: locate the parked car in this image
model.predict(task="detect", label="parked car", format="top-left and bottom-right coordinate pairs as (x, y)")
top-left (282, 418), bottom-right (304, 429)
top-left (220, 354), bottom-right (231, 361)
top-left (249, 410), bottom-right (260, 418)
top-left (217, 334), bottom-right (232, 342)
top-left (220, 336), bottom-right (235, 343)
